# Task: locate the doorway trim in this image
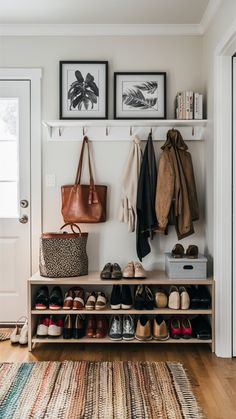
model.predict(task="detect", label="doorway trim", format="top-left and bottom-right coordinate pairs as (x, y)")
top-left (214, 21), bottom-right (236, 357)
top-left (0, 68), bottom-right (42, 273)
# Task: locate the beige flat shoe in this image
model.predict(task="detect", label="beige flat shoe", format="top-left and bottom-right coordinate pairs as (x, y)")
top-left (179, 286), bottom-right (190, 309)
top-left (123, 261), bottom-right (134, 278)
top-left (10, 316), bottom-right (27, 344)
top-left (134, 262), bottom-right (147, 279)
top-left (155, 288), bottom-right (168, 308)
top-left (168, 286), bottom-right (180, 310)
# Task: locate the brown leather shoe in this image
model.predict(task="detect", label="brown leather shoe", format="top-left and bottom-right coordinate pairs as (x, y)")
top-left (153, 315), bottom-right (169, 341)
top-left (186, 245), bottom-right (198, 259)
top-left (111, 263), bottom-right (122, 279)
top-left (63, 287), bottom-right (76, 310)
top-left (135, 315), bottom-right (152, 341)
top-left (134, 262), bottom-right (147, 279)
top-left (123, 261), bottom-right (134, 278)
top-left (85, 316), bottom-right (96, 338)
top-left (73, 288), bottom-right (85, 310)
top-left (171, 243), bottom-right (184, 258)
top-left (100, 263), bottom-right (112, 279)
top-left (95, 316), bottom-right (108, 338)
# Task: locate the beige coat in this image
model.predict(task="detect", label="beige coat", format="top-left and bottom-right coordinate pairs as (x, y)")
top-left (119, 136), bottom-right (142, 232)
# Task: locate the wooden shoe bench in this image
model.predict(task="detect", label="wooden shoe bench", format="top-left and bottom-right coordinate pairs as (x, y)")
top-left (28, 271), bottom-right (215, 352)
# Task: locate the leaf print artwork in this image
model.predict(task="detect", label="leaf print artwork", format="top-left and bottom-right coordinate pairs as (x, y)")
top-left (122, 81), bottom-right (158, 111)
top-left (68, 71), bottom-right (99, 111)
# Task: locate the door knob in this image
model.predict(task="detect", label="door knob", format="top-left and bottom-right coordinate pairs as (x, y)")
top-left (20, 199), bottom-right (29, 208)
top-left (19, 215), bottom-right (28, 224)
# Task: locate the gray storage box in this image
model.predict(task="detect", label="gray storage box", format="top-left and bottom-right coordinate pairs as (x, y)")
top-left (165, 253), bottom-right (208, 279)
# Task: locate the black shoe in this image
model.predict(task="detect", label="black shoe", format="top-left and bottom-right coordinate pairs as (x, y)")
top-left (199, 286), bottom-right (211, 308)
top-left (49, 286), bottom-right (63, 310)
top-left (144, 286), bottom-right (154, 310)
top-left (134, 285), bottom-right (146, 310)
top-left (35, 286), bottom-right (49, 310)
top-left (100, 263), bottom-right (113, 279)
top-left (73, 314), bottom-right (85, 339)
top-left (63, 314), bottom-right (73, 339)
top-left (189, 286), bottom-right (211, 309)
top-left (110, 285), bottom-right (121, 310)
top-left (191, 316), bottom-right (212, 340)
top-left (121, 285), bottom-right (133, 309)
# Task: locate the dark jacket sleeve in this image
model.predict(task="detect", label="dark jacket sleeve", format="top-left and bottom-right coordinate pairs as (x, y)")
top-left (136, 134), bottom-right (157, 261)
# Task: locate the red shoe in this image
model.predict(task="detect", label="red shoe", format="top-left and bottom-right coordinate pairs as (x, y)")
top-left (170, 318), bottom-right (181, 339)
top-left (181, 318), bottom-right (192, 339)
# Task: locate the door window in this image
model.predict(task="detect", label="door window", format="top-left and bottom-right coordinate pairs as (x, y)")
top-left (0, 98), bottom-right (19, 217)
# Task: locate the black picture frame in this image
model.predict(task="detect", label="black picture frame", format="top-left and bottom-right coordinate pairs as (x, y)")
top-left (60, 61), bottom-right (108, 120)
top-left (114, 72), bottom-right (166, 119)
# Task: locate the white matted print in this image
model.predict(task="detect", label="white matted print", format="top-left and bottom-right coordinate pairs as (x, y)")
top-left (114, 73), bottom-right (166, 119)
top-left (60, 61), bottom-right (108, 119)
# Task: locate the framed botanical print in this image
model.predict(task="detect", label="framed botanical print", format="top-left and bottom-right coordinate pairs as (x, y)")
top-left (114, 72), bottom-right (166, 119)
top-left (60, 61), bottom-right (108, 119)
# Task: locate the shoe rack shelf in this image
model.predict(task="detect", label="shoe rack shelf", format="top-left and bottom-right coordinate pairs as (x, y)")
top-left (28, 271), bottom-right (215, 352)
top-left (31, 337), bottom-right (212, 345)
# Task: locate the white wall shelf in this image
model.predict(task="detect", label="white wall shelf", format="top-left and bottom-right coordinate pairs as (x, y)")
top-left (43, 119), bottom-right (207, 142)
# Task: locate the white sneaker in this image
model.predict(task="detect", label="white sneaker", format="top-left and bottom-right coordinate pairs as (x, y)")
top-left (10, 316), bottom-right (27, 344)
top-left (19, 319), bottom-right (28, 345)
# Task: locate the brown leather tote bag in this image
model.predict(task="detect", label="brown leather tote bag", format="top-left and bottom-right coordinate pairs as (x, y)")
top-left (61, 136), bottom-right (107, 223)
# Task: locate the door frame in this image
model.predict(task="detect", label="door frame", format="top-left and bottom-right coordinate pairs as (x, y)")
top-left (214, 23), bottom-right (236, 357)
top-left (0, 68), bottom-right (42, 273)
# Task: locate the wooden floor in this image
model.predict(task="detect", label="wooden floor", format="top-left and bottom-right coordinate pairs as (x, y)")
top-left (0, 341), bottom-right (236, 419)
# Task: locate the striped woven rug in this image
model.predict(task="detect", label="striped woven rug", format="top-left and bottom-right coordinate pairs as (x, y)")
top-left (0, 361), bottom-right (203, 419)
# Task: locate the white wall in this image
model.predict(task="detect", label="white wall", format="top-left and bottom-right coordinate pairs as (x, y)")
top-left (202, 0), bottom-right (236, 357)
top-left (203, 0), bottom-right (236, 260)
top-left (0, 35), bottom-right (205, 271)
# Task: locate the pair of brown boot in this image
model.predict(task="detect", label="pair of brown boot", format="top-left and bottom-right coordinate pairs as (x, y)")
top-left (85, 315), bottom-right (108, 338)
top-left (135, 315), bottom-right (169, 341)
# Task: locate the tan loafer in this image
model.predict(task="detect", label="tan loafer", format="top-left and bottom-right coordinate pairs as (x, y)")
top-left (168, 286), bottom-right (180, 310)
top-left (123, 261), bottom-right (134, 278)
top-left (155, 288), bottom-right (168, 308)
top-left (85, 292), bottom-right (96, 310)
top-left (153, 315), bottom-right (169, 341)
top-left (95, 292), bottom-right (107, 310)
top-left (179, 286), bottom-right (190, 309)
top-left (134, 262), bottom-right (147, 279)
top-left (135, 315), bottom-right (152, 341)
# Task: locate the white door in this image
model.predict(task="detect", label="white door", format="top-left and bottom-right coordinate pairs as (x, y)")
top-left (0, 80), bottom-right (31, 322)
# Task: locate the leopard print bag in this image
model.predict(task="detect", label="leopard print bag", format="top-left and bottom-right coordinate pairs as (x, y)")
top-left (39, 223), bottom-right (88, 277)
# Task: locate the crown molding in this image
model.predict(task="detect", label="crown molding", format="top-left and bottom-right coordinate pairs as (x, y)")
top-left (0, 23), bottom-right (202, 37)
top-left (200, 0), bottom-right (222, 33)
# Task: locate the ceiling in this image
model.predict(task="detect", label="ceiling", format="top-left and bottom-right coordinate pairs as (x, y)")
top-left (0, 0), bottom-right (210, 24)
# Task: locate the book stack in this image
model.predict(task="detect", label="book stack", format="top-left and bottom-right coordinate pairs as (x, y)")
top-left (175, 91), bottom-right (203, 120)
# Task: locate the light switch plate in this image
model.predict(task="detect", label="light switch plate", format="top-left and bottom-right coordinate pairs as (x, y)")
top-left (45, 174), bottom-right (56, 187)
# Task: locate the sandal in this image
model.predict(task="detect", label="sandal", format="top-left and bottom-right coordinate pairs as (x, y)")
top-left (171, 243), bottom-right (184, 258)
